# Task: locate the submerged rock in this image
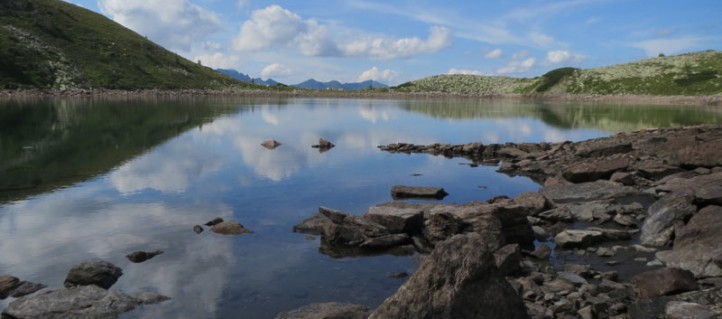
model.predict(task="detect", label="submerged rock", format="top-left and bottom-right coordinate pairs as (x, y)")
top-left (126, 250), bottom-right (164, 263)
top-left (64, 260), bottom-right (123, 290)
top-left (390, 185), bottom-right (448, 200)
top-left (369, 233), bottom-right (529, 319)
top-left (275, 302), bottom-right (369, 319)
top-left (211, 220), bottom-right (254, 235)
top-left (1, 285), bottom-right (169, 319)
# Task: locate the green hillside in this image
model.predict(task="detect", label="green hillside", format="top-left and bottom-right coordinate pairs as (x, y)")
top-left (0, 0), bottom-right (256, 90)
top-left (394, 50), bottom-right (722, 96)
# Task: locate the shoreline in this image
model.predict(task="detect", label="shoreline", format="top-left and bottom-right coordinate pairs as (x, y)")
top-left (1, 88), bottom-right (721, 106)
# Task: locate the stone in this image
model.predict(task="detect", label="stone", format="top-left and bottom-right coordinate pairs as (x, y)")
top-left (530, 243), bottom-right (552, 260)
top-left (610, 171), bottom-right (636, 185)
top-left (261, 139), bottom-right (281, 149)
top-left (557, 272), bottom-right (587, 285)
top-left (193, 225), bottom-right (203, 234)
top-left (360, 233), bottom-right (410, 248)
top-left (64, 260), bottom-right (123, 290)
top-left (635, 162), bottom-right (684, 180)
top-left (531, 225), bottom-right (548, 240)
top-left (657, 205), bottom-right (722, 278)
top-left (554, 230), bottom-right (604, 248)
top-left (1, 285), bottom-right (168, 319)
top-left (204, 217), bottom-right (224, 226)
top-left (312, 138), bottom-right (335, 150)
top-left (126, 250), bottom-right (163, 263)
top-left (630, 267), bottom-right (698, 299)
top-left (613, 213), bottom-right (637, 227)
top-left (537, 207), bottom-right (575, 222)
top-left (294, 208), bottom-right (390, 248)
top-left (562, 158), bottom-right (629, 183)
top-left (364, 204), bottom-right (424, 234)
top-left (10, 281), bottom-right (47, 298)
top-left (673, 139), bottom-right (722, 168)
top-left (390, 185), bottom-right (448, 200)
top-left (665, 301), bottom-right (717, 319)
top-left (211, 220), bottom-right (254, 235)
top-left (656, 172), bottom-right (722, 205)
top-left (423, 211), bottom-right (465, 244)
top-left (512, 192), bottom-right (548, 215)
top-left (0, 275), bottom-right (20, 299)
top-left (275, 302), bottom-right (370, 319)
top-left (540, 180), bottom-right (641, 204)
top-left (369, 233), bottom-right (529, 319)
top-left (575, 142), bottom-right (632, 158)
top-left (640, 193), bottom-right (697, 246)
top-left (596, 247), bottom-right (615, 257)
top-left (587, 227), bottom-right (638, 241)
top-left (494, 244), bottom-right (522, 276)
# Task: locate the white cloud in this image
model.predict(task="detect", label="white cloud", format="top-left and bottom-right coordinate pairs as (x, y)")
top-left (484, 48), bottom-right (503, 59)
top-left (357, 67), bottom-right (398, 83)
top-left (529, 31), bottom-right (556, 47)
top-left (545, 50), bottom-right (585, 64)
top-left (233, 5), bottom-right (450, 59)
top-left (496, 57), bottom-right (537, 74)
top-left (261, 63), bottom-right (293, 79)
top-left (99, 0), bottom-right (221, 52)
top-left (236, 0), bottom-right (250, 9)
top-left (630, 36), bottom-right (706, 57)
top-left (193, 52), bottom-right (241, 69)
top-left (447, 68), bottom-right (483, 76)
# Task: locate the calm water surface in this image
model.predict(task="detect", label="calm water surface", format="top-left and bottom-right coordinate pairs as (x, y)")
top-left (1, 97), bottom-right (721, 318)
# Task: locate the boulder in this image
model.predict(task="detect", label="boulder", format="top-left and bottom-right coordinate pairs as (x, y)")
top-left (656, 205), bottom-right (722, 278)
top-left (656, 172), bottom-right (722, 205)
top-left (0, 275), bottom-right (20, 299)
top-left (275, 302), bottom-right (370, 319)
top-left (634, 162), bottom-right (684, 180)
top-left (494, 244), bottom-right (522, 276)
top-left (665, 301), bottom-right (717, 319)
top-left (204, 217), bottom-right (224, 226)
top-left (554, 230), bottom-right (604, 248)
top-left (540, 180), bottom-right (641, 204)
top-left (673, 139), bottom-right (722, 168)
top-left (64, 260), bottom-right (123, 290)
top-left (364, 204), bottom-right (424, 234)
top-left (369, 233), bottom-right (529, 319)
top-left (391, 185), bottom-right (448, 200)
top-left (1, 285), bottom-right (168, 319)
top-left (294, 207), bottom-right (390, 247)
top-left (126, 250), bottom-right (164, 263)
top-left (575, 142), bottom-right (632, 158)
top-left (630, 267), bottom-right (698, 299)
top-left (562, 158), bottom-right (629, 183)
top-left (423, 211), bottom-right (466, 244)
top-left (211, 220), bottom-right (254, 235)
top-left (640, 193), bottom-right (697, 246)
top-left (512, 192), bottom-right (548, 215)
top-left (10, 281), bottom-right (47, 298)
top-left (261, 139), bottom-right (281, 149)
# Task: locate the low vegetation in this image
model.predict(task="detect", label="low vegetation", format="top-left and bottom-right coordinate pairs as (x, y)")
top-left (394, 51), bottom-right (722, 96)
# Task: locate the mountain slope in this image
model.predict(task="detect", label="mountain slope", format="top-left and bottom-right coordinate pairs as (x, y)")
top-left (216, 69), bottom-right (281, 86)
top-left (0, 0), bottom-right (253, 90)
top-left (292, 79), bottom-right (388, 90)
top-left (395, 51), bottom-right (722, 96)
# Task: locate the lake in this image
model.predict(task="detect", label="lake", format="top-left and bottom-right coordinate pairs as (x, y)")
top-left (2, 97), bottom-right (722, 318)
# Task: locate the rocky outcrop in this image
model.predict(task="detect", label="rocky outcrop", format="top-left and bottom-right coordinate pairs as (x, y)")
top-left (1, 285), bottom-right (169, 319)
top-left (363, 205), bottom-right (424, 233)
top-left (640, 193), bottom-right (697, 246)
top-left (630, 267), bottom-right (698, 298)
top-left (657, 205), bottom-right (722, 278)
top-left (64, 260), bottom-right (123, 290)
top-left (369, 233), bottom-right (529, 319)
top-left (390, 185), bottom-right (448, 200)
top-left (275, 302), bottom-right (370, 319)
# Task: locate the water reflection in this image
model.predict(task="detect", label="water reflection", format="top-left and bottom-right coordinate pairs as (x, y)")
top-left (2, 97), bottom-right (722, 318)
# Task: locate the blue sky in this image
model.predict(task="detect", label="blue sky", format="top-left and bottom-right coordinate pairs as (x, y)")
top-left (65, 0), bottom-right (721, 85)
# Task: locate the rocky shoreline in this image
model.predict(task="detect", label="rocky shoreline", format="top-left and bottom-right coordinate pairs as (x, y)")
top-left (1, 88), bottom-right (721, 106)
top-left (288, 124), bottom-right (722, 319)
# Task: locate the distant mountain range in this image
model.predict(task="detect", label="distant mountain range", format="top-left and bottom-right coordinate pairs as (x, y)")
top-left (215, 69), bottom-right (388, 91)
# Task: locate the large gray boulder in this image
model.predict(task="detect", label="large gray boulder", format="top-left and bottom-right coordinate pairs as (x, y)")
top-left (275, 302), bottom-right (370, 319)
top-left (640, 193), bottom-right (697, 246)
top-left (364, 204), bottom-right (424, 234)
top-left (64, 260), bottom-right (123, 290)
top-left (656, 172), bottom-right (722, 205)
top-left (657, 205), bottom-right (722, 278)
top-left (1, 285), bottom-right (169, 319)
top-left (630, 267), bottom-right (698, 299)
top-left (368, 233), bottom-right (529, 319)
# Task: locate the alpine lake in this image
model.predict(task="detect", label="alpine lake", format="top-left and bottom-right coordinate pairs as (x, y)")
top-left (2, 96), bottom-right (722, 318)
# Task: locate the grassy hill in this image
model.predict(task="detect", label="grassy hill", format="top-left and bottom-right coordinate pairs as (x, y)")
top-left (394, 50), bottom-right (722, 96)
top-left (0, 0), bottom-right (256, 90)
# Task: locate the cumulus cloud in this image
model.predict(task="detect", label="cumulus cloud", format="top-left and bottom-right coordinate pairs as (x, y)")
top-left (99, 0), bottom-right (221, 52)
top-left (630, 36), bottom-right (706, 57)
top-left (233, 5), bottom-right (451, 59)
top-left (261, 63), bottom-right (293, 78)
top-left (496, 57), bottom-right (536, 74)
top-left (193, 52), bottom-right (241, 69)
top-left (545, 50), bottom-right (585, 65)
top-left (357, 67), bottom-right (398, 83)
top-left (484, 48), bottom-right (503, 59)
top-left (447, 68), bottom-right (483, 76)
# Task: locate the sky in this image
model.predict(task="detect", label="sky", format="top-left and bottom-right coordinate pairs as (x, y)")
top-left (64, 0), bottom-right (722, 85)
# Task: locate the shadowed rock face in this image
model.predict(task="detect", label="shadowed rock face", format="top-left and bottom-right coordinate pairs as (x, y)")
top-left (369, 233), bottom-right (529, 319)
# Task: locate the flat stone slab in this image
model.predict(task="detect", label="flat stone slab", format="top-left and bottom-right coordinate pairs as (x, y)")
top-left (540, 180), bottom-right (641, 204)
top-left (276, 302), bottom-right (369, 319)
top-left (391, 185), bottom-right (448, 200)
top-left (363, 204), bottom-right (424, 233)
top-left (554, 229), bottom-right (604, 248)
top-left (657, 205), bottom-right (722, 278)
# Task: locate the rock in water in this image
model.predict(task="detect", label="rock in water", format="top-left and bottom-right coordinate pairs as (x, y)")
top-left (204, 217), bottom-right (224, 226)
top-left (261, 139), bottom-right (281, 149)
top-left (275, 302), bottom-right (370, 319)
top-left (363, 204), bottom-right (424, 233)
top-left (193, 225), bottom-right (204, 234)
top-left (1, 285), bottom-right (169, 319)
top-left (0, 275), bottom-right (20, 299)
top-left (312, 138), bottom-right (335, 151)
top-left (126, 250), bottom-right (164, 263)
top-left (391, 185), bottom-right (448, 200)
top-left (10, 281), bottom-right (47, 298)
top-left (210, 220), bottom-right (254, 235)
top-left (64, 260), bottom-right (123, 289)
top-left (369, 233), bottom-right (529, 319)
